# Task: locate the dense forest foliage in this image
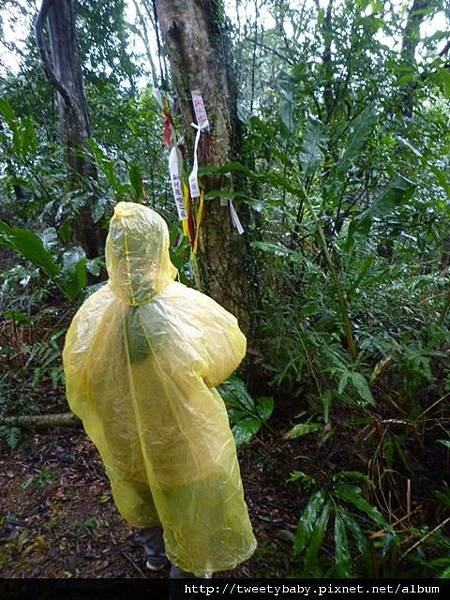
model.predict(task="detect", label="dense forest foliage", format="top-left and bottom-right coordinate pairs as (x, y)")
top-left (1, 0), bottom-right (449, 579)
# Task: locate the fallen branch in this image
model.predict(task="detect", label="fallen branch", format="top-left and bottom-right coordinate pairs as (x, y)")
top-left (400, 516), bottom-right (450, 561)
top-left (0, 413), bottom-right (81, 429)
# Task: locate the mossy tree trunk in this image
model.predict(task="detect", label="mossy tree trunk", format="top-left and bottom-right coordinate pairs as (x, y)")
top-left (154, 0), bottom-right (257, 333)
top-left (35, 0), bottom-right (104, 257)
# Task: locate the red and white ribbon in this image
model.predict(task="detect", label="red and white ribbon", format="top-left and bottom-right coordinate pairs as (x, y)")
top-left (191, 90), bottom-right (209, 129)
top-left (189, 91), bottom-right (209, 199)
top-left (189, 89), bottom-right (244, 234)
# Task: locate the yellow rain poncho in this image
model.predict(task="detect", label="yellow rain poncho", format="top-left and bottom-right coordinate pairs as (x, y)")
top-left (62, 201), bottom-right (256, 575)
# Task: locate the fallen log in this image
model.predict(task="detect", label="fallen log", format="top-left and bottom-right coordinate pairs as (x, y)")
top-left (0, 413), bottom-right (81, 429)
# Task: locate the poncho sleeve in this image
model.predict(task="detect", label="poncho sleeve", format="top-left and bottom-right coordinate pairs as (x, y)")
top-left (190, 290), bottom-right (247, 389)
top-left (63, 284), bottom-right (117, 422)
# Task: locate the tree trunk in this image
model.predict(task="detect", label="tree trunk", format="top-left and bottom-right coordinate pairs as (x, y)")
top-left (35, 0), bottom-right (104, 258)
top-left (154, 0), bottom-right (257, 332)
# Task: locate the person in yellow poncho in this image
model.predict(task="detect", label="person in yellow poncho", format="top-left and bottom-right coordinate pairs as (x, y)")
top-left (62, 201), bottom-right (256, 577)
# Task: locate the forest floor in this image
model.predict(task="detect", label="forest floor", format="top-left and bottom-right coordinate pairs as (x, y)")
top-left (0, 415), bottom-right (304, 578)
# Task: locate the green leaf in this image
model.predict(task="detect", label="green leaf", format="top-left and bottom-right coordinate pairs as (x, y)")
top-left (41, 227), bottom-right (59, 251)
top-left (286, 422), bottom-right (322, 439)
top-left (431, 166), bottom-right (450, 198)
top-left (86, 257), bottom-right (103, 277)
top-left (220, 376), bottom-right (255, 412)
top-left (2, 310), bottom-right (31, 324)
top-left (91, 196), bottom-right (108, 223)
top-left (198, 161), bottom-right (303, 198)
top-left (338, 370), bottom-right (350, 395)
top-left (256, 396), bottom-right (274, 422)
top-left (263, 170), bottom-right (302, 196)
top-left (372, 175), bottom-right (416, 215)
top-left (339, 508), bottom-right (372, 574)
top-left (349, 372), bottom-right (375, 406)
top-left (336, 471), bottom-right (373, 486)
top-left (59, 247), bottom-right (87, 300)
top-left (0, 220), bottom-right (60, 278)
top-left (322, 389), bottom-right (333, 424)
top-left (397, 66), bottom-right (416, 86)
top-left (334, 105), bottom-right (377, 180)
top-left (346, 175), bottom-right (416, 249)
top-left (0, 426), bottom-right (23, 450)
top-left (23, 116), bottom-right (38, 158)
top-left (293, 489), bottom-right (326, 555)
top-left (300, 118), bottom-right (325, 178)
top-left (250, 241), bottom-right (293, 257)
top-left (279, 85), bottom-right (295, 135)
top-left (288, 470), bottom-right (316, 486)
top-left (60, 221), bottom-right (71, 242)
top-left (334, 512), bottom-right (351, 577)
top-left (232, 417), bottom-right (261, 446)
top-left (88, 138), bottom-right (121, 198)
top-left (304, 501), bottom-right (330, 574)
top-left (440, 566), bottom-right (450, 579)
top-left (0, 98), bottom-right (16, 127)
top-left (437, 67), bottom-right (450, 99)
top-left (437, 440), bottom-right (450, 449)
top-left (198, 161), bottom-right (252, 178)
top-left (335, 483), bottom-right (390, 530)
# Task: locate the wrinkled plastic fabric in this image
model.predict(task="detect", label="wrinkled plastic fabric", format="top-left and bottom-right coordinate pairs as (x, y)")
top-left (62, 202), bottom-right (256, 575)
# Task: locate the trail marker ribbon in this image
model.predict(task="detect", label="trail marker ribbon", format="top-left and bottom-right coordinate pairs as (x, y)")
top-left (155, 90), bottom-right (187, 221)
top-left (229, 200), bottom-right (244, 235)
top-left (169, 146), bottom-right (187, 220)
top-left (189, 91), bottom-right (209, 199)
top-left (189, 90), bottom-right (244, 234)
top-left (189, 122), bottom-right (205, 199)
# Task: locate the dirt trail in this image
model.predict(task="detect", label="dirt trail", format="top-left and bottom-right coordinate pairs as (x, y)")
top-left (0, 428), bottom-right (301, 578)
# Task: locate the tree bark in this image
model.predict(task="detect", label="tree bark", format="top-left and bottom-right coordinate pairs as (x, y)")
top-left (154, 0), bottom-right (257, 332)
top-left (35, 0), bottom-right (104, 258)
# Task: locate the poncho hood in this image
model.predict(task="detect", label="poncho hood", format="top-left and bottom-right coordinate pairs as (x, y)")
top-left (105, 202), bottom-right (177, 305)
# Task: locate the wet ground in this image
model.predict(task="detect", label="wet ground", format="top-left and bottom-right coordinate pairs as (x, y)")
top-left (0, 425), bottom-right (303, 578)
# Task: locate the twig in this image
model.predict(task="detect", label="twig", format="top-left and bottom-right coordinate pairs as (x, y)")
top-left (121, 551), bottom-right (147, 577)
top-left (406, 479), bottom-right (411, 517)
top-left (416, 392), bottom-right (450, 419)
top-left (150, 0), bottom-right (168, 87)
top-left (400, 517), bottom-right (450, 561)
top-left (370, 507), bottom-right (420, 539)
top-left (254, 42), bottom-right (295, 65)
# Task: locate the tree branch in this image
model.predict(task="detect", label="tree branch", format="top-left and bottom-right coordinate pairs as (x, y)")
top-left (1, 413), bottom-right (81, 430)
